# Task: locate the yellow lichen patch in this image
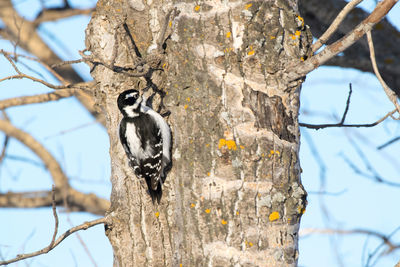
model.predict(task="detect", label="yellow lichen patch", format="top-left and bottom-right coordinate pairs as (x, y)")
top-left (206, 143), bottom-right (210, 147)
top-left (180, 264), bottom-right (182, 267)
top-left (186, 97), bottom-right (191, 102)
top-left (297, 15), bottom-right (304, 26)
top-left (268, 150), bottom-right (280, 158)
top-left (191, 203), bottom-right (196, 208)
top-left (205, 209), bottom-right (211, 214)
top-left (218, 138), bottom-right (226, 149)
top-left (221, 219), bottom-right (227, 225)
top-left (240, 145), bottom-right (245, 149)
top-left (155, 212), bottom-right (160, 218)
top-left (300, 57), bottom-right (305, 61)
top-left (226, 140), bottom-right (237, 150)
top-left (290, 34), bottom-right (296, 40)
top-left (219, 138), bottom-right (238, 150)
top-left (297, 206), bottom-right (306, 214)
top-left (245, 3), bottom-right (252, 10)
top-left (248, 242), bottom-right (253, 247)
top-left (184, 104), bottom-right (188, 109)
top-left (226, 31), bottom-right (231, 38)
top-left (295, 31), bottom-right (301, 36)
top-left (270, 36), bottom-right (276, 40)
top-left (169, 21), bottom-right (172, 27)
top-left (236, 211), bottom-right (240, 215)
top-left (207, 172), bottom-right (210, 176)
top-left (269, 211), bottom-right (280, 222)
top-left (194, 5), bottom-right (200, 12)
top-left (247, 49), bottom-right (255, 56)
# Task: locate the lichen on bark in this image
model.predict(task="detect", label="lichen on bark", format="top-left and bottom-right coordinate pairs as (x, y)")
top-left (86, 0), bottom-right (311, 266)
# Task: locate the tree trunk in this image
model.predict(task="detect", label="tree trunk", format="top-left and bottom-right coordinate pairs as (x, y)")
top-left (86, 0), bottom-right (311, 266)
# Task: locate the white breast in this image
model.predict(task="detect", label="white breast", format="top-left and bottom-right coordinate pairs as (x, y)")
top-left (125, 123), bottom-right (154, 160)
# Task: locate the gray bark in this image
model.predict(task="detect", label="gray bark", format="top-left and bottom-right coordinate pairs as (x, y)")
top-left (86, 0), bottom-right (310, 266)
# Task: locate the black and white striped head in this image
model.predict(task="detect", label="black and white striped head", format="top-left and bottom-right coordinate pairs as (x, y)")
top-left (117, 89), bottom-right (143, 118)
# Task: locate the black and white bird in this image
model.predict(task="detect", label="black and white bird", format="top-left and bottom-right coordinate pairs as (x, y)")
top-left (117, 89), bottom-right (172, 203)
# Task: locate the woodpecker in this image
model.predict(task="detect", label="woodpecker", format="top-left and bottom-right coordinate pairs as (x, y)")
top-left (117, 89), bottom-right (172, 203)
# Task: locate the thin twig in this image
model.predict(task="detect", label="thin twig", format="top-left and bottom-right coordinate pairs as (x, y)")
top-left (0, 50), bottom-right (68, 85)
top-left (51, 59), bottom-right (85, 68)
top-left (300, 227), bottom-right (400, 253)
top-left (366, 30), bottom-right (400, 115)
top-left (0, 217), bottom-right (106, 266)
top-left (0, 111), bottom-right (10, 165)
top-left (300, 109), bottom-right (396, 130)
top-left (312, 0), bottom-right (364, 52)
top-left (377, 136), bottom-right (400, 150)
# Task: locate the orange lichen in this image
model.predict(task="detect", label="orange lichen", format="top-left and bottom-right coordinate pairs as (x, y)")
top-left (240, 145), bottom-right (245, 149)
top-left (205, 209), bottom-right (211, 214)
top-left (268, 150), bottom-right (280, 158)
top-left (194, 5), bottom-right (200, 12)
top-left (269, 211), bottom-right (280, 222)
top-left (226, 31), bottom-right (231, 38)
top-left (155, 212), bottom-right (160, 218)
top-left (297, 15), bottom-right (304, 26)
top-left (184, 104), bottom-right (188, 109)
top-left (295, 31), bottom-right (301, 36)
top-left (247, 49), bottom-right (255, 56)
top-left (270, 36), bottom-right (276, 40)
top-left (191, 203), bottom-right (196, 208)
top-left (298, 206), bottom-right (306, 214)
top-left (218, 139), bottom-right (238, 150)
top-left (245, 3), bottom-right (252, 9)
top-left (221, 219), bottom-right (227, 225)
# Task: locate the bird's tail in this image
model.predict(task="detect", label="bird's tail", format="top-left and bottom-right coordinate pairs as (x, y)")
top-left (145, 178), bottom-right (162, 204)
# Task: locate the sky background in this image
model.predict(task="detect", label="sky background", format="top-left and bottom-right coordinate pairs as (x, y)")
top-left (0, 0), bottom-right (399, 266)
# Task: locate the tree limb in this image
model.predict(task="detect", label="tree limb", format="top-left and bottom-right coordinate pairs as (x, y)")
top-left (0, 216), bottom-right (106, 266)
top-left (366, 31), bottom-right (400, 114)
top-left (0, 0), bottom-right (105, 126)
top-left (0, 89), bottom-right (80, 109)
top-left (311, 0), bottom-right (363, 53)
top-left (291, 0), bottom-right (398, 80)
top-left (299, 0), bottom-right (400, 97)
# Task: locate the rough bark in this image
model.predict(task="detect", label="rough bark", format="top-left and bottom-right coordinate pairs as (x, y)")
top-left (86, 0), bottom-right (310, 266)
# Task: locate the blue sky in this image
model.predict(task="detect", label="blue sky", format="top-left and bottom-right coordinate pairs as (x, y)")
top-left (0, 0), bottom-right (400, 266)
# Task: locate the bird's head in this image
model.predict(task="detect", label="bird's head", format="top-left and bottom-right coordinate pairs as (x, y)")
top-left (117, 89), bottom-right (143, 118)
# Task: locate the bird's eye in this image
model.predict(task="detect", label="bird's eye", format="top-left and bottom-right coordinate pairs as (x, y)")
top-left (125, 92), bottom-right (137, 99)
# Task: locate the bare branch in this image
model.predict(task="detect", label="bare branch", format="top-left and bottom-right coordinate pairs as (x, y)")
top-left (300, 99), bottom-right (397, 131)
top-left (377, 136), bottom-right (400, 150)
top-left (312, 0), bottom-right (363, 52)
top-left (300, 228), bottom-right (400, 253)
top-left (0, 89), bottom-right (80, 109)
top-left (0, 189), bottom-right (110, 215)
top-left (0, 119), bottom-right (69, 189)
top-left (0, 217), bottom-right (106, 266)
top-left (0, 0), bottom-right (105, 126)
top-left (366, 30), bottom-right (400, 114)
top-left (290, 0), bottom-right (398, 80)
top-left (34, 8), bottom-right (94, 25)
